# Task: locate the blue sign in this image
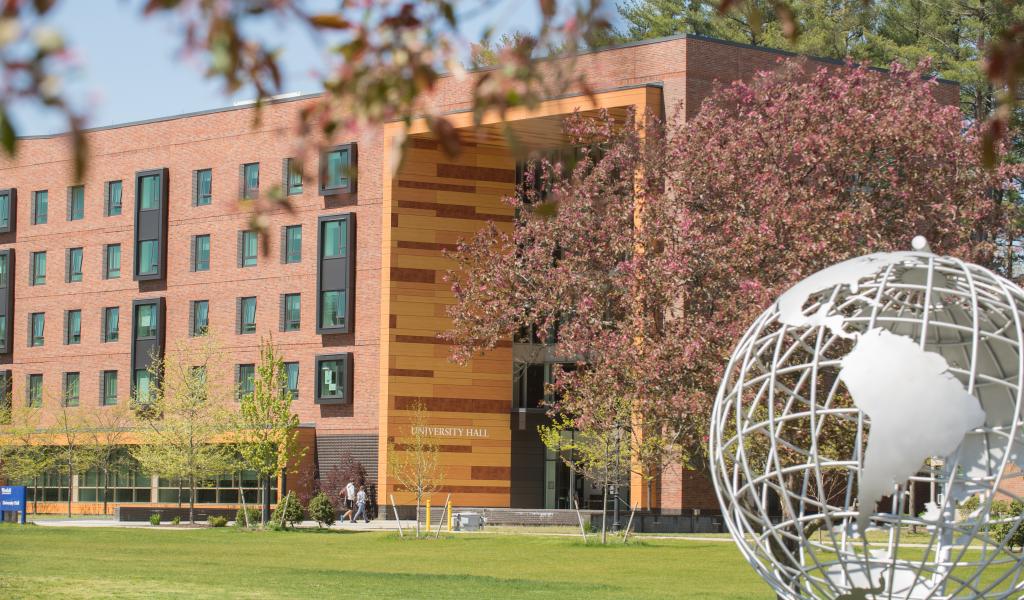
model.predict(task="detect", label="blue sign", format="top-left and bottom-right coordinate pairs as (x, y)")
top-left (1, 485), bottom-right (26, 524)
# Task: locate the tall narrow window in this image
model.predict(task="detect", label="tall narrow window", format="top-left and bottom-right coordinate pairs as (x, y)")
top-left (138, 240), bottom-right (159, 276)
top-left (284, 225), bottom-right (302, 264)
top-left (237, 364), bottom-right (255, 400)
top-left (135, 304), bottom-right (156, 339)
top-left (30, 251), bottom-right (46, 286)
top-left (65, 309), bottom-right (81, 344)
top-left (241, 162), bottom-right (259, 199)
top-left (240, 231), bottom-right (257, 267)
top-left (282, 294), bottom-right (300, 331)
top-left (285, 362), bottom-right (299, 398)
top-left (29, 312), bottom-right (44, 347)
top-left (0, 316), bottom-right (6, 353)
top-left (0, 252), bottom-right (9, 287)
top-left (192, 235), bottom-right (210, 271)
top-left (63, 372), bottom-right (80, 406)
top-left (32, 190), bottom-right (48, 225)
top-left (139, 174), bottom-right (161, 210)
top-left (194, 169), bottom-right (212, 206)
top-left (317, 214), bottom-right (354, 333)
top-left (68, 185), bottom-right (84, 221)
top-left (105, 180), bottom-right (122, 216)
top-left (322, 220), bottom-right (345, 258)
top-left (320, 144), bottom-right (356, 194)
top-left (103, 307), bottom-right (119, 342)
top-left (191, 300), bottom-right (209, 336)
top-left (67, 247), bottom-right (83, 282)
top-left (0, 189), bottom-right (11, 231)
top-left (105, 244), bottom-right (121, 279)
top-left (28, 374), bottom-right (42, 407)
top-left (102, 371), bottom-right (118, 405)
top-left (284, 158), bottom-right (303, 195)
top-left (239, 297), bottom-right (256, 334)
top-left (320, 291), bottom-right (345, 330)
top-left (134, 370), bottom-right (152, 403)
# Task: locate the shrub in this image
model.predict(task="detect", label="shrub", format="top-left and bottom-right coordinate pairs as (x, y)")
top-left (171, 516), bottom-right (181, 526)
top-left (988, 500), bottom-right (1024, 551)
top-left (207, 515), bottom-right (228, 527)
top-left (149, 513), bottom-right (161, 526)
top-left (270, 491), bottom-right (305, 528)
top-left (235, 506), bottom-right (261, 528)
top-left (308, 492), bottom-right (336, 528)
top-left (959, 495), bottom-right (980, 519)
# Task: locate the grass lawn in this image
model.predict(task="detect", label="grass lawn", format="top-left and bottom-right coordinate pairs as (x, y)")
top-left (0, 525), bottom-right (773, 599)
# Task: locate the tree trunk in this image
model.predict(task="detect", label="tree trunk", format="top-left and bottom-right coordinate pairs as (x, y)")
top-left (189, 476), bottom-right (196, 524)
top-left (415, 497), bottom-right (421, 539)
top-left (66, 458), bottom-right (73, 518)
top-left (102, 466), bottom-right (109, 516)
top-left (262, 475), bottom-right (272, 525)
top-left (600, 480), bottom-right (608, 545)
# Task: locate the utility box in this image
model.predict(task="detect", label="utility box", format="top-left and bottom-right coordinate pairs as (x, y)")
top-left (454, 512), bottom-right (484, 531)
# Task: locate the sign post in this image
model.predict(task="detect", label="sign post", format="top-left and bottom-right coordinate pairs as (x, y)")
top-left (1, 485), bottom-right (27, 524)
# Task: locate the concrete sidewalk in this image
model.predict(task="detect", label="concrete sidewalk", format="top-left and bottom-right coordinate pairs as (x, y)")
top-left (31, 518), bottom-right (415, 531)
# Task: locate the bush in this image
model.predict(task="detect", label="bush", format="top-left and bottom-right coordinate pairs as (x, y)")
top-left (149, 513), bottom-right (161, 526)
top-left (270, 491), bottom-right (305, 528)
top-left (235, 506), bottom-right (261, 528)
top-left (171, 516), bottom-right (181, 526)
top-left (988, 500), bottom-right (1024, 551)
top-left (959, 495), bottom-right (980, 519)
top-left (208, 516), bottom-right (228, 528)
top-left (308, 492), bottom-right (336, 528)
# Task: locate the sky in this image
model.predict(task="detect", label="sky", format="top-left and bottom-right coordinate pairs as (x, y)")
top-left (10, 0), bottom-right (558, 136)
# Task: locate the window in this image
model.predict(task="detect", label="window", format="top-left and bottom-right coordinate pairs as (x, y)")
top-left (282, 294), bottom-right (301, 332)
top-left (284, 225), bottom-right (302, 264)
top-left (134, 370), bottom-right (152, 403)
top-left (320, 144), bottom-right (355, 194)
top-left (191, 300), bottom-right (209, 336)
top-left (103, 307), bottom-right (119, 342)
top-left (192, 235), bottom-right (210, 271)
top-left (135, 304), bottom-right (156, 339)
top-left (316, 354), bottom-right (350, 403)
top-left (28, 374), bottom-right (42, 407)
top-left (30, 251), bottom-right (46, 286)
top-left (239, 230), bottom-right (257, 267)
top-left (239, 297), bottom-right (256, 334)
top-left (104, 244), bottom-right (121, 279)
top-left (102, 371), bottom-right (118, 405)
top-left (241, 162), bottom-right (259, 199)
top-left (139, 174), bottom-right (161, 210)
top-left (105, 180), bottom-right (122, 216)
top-left (284, 158), bottom-right (302, 195)
top-left (322, 219), bottom-right (346, 259)
top-left (29, 313), bottom-right (44, 347)
top-left (0, 190), bottom-right (11, 231)
top-left (67, 247), bottom-right (83, 282)
top-left (237, 364), bottom-right (255, 400)
top-left (285, 362), bottom-right (299, 398)
top-left (63, 372), bottom-right (79, 407)
top-left (194, 169), bottom-right (212, 206)
top-left (0, 316), bottom-right (6, 353)
top-left (138, 240), bottom-right (159, 276)
top-left (68, 185), bottom-right (84, 221)
top-left (320, 291), bottom-right (345, 330)
top-left (65, 309), bottom-right (81, 345)
top-left (0, 252), bottom-right (8, 287)
top-left (32, 190), bottom-right (47, 225)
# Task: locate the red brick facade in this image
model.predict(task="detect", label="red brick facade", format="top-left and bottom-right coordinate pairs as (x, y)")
top-left (0, 35), bottom-right (960, 513)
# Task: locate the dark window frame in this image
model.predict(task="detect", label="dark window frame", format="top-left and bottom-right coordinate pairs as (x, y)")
top-left (0, 188), bottom-right (16, 233)
top-left (29, 312), bottom-right (44, 347)
top-left (238, 296), bottom-right (257, 334)
top-left (194, 168), bottom-right (213, 206)
top-left (32, 190), bottom-right (48, 225)
top-left (30, 251), bottom-right (46, 286)
top-left (67, 185), bottom-right (85, 221)
top-left (283, 225), bottom-right (302, 264)
top-left (27, 373), bottom-right (43, 407)
top-left (241, 162), bottom-right (260, 200)
top-left (319, 143), bottom-right (357, 196)
top-left (282, 293), bottom-right (300, 332)
top-left (133, 168), bottom-right (168, 281)
top-left (104, 244), bottom-right (121, 279)
top-left (236, 363), bottom-right (255, 401)
top-left (314, 353), bottom-right (352, 404)
top-left (101, 370), bottom-right (118, 406)
top-left (191, 300), bottom-right (209, 337)
top-left (316, 213), bottom-right (355, 335)
top-left (62, 371), bottom-right (80, 406)
top-left (192, 234), bottom-right (211, 272)
top-left (105, 180), bottom-right (123, 216)
top-left (103, 306), bottom-right (119, 343)
top-left (66, 247), bottom-right (83, 283)
top-left (64, 309), bottom-right (81, 345)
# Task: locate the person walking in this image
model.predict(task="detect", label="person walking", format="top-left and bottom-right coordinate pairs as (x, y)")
top-left (352, 486), bottom-right (369, 523)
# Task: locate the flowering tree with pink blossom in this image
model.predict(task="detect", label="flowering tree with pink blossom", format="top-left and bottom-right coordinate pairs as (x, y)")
top-left (445, 59), bottom-right (1017, 502)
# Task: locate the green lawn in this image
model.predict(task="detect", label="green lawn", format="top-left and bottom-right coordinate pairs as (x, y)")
top-left (0, 525), bottom-right (772, 599)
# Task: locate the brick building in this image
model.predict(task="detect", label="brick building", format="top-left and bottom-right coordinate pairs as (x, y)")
top-left (0, 34), bottom-right (959, 515)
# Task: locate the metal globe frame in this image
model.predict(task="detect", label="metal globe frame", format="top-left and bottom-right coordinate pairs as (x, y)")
top-left (710, 251), bottom-right (1024, 599)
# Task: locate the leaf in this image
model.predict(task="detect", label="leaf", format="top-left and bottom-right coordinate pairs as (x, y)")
top-left (310, 14), bottom-right (351, 29)
top-left (441, 3), bottom-right (456, 27)
top-left (0, 108), bottom-right (15, 156)
top-left (539, 0), bottom-right (556, 18)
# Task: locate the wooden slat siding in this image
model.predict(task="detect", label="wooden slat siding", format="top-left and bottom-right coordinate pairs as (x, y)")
top-left (390, 267), bottom-right (435, 284)
top-left (472, 466), bottom-right (511, 480)
top-left (380, 87), bottom-right (660, 509)
top-left (388, 368), bottom-right (433, 378)
top-left (394, 395), bottom-right (508, 414)
top-left (436, 164), bottom-right (515, 183)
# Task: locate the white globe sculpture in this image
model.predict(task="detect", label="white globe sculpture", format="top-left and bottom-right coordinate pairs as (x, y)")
top-left (710, 241), bottom-right (1024, 599)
